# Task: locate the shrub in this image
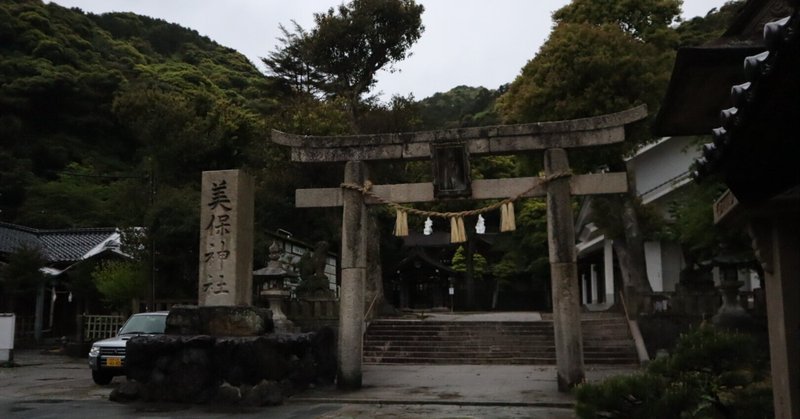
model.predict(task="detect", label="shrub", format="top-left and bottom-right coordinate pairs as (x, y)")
top-left (575, 325), bottom-right (773, 418)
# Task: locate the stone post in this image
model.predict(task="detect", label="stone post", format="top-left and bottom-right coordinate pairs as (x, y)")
top-left (338, 161), bottom-right (369, 389)
top-left (545, 148), bottom-right (585, 391)
top-left (198, 170), bottom-right (254, 306)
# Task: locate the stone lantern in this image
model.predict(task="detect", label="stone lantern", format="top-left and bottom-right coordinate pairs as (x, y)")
top-left (253, 241), bottom-right (297, 332)
top-left (711, 256), bottom-right (752, 330)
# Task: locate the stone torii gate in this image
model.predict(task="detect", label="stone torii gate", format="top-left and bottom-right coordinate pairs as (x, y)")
top-left (271, 105), bottom-right (647, 391)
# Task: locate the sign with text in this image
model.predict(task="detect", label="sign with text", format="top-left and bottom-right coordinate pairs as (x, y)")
top-left (199, 170), bottom-right (254, 306)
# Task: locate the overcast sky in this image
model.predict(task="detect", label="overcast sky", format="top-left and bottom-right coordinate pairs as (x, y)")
top-left (49, 0), bottom-right (730, 101)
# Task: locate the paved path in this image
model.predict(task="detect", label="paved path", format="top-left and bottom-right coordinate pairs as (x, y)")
top-left (297, 364), bottom-right (636, 407)
top-left (1, 347), bottom-right (639, 418)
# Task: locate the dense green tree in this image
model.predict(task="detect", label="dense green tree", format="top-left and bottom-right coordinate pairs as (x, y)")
top-left (551, 0), bottom-right (681, 45)
top-left (0, 244), bottom-right (47, 312)
top-left (263, 0), bottom-right (424, 130)
top-left (16, 162), bottom-right (122, 228)
top-left (417, 85), bottom-right (502, 129)
top-left (495, 0), bottom-right (748, 314)
top-left (491, 200), bottom-right (551, 303)
top-left (662, 179), bottom-right (752, 270)
top-left (674, 1), bottom-right (746, 47)
top-left (496, 0), bottom-right (685, 312)
top-left (0, 0), bottom-right (270, 226)
top-left (0, 244), bottom-right (49, 341)
top-left (0, 0), bottom-right (277, 306)
top-left (92, 260), bottom-right (146, 314)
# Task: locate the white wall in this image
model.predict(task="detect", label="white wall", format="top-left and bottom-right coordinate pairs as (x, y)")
top-left (628, 137), bottom-right (700, 205)
top-left (644, 241), bottom-right (663, 292)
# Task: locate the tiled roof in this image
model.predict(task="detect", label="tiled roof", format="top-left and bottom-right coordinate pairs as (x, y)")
top-left (694, 8), bottom-right (800, 203)
top-left (652, 0), bottom-right (795, 137)
top-left (0, 222), bottom-right (119, 263)
top-left (0, 223), bottom-right (40, 255)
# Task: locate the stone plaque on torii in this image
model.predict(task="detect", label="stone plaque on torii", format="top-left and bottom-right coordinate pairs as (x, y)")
top-left (271, 105), bottom-right (647, 390)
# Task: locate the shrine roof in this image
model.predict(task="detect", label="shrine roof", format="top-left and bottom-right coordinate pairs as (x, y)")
top-left (396, 246), bottom-right (458, 274)
top-left (0, 222), bottom-right (121, 263)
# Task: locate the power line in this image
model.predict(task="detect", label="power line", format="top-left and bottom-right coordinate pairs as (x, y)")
top-left (59, 172), bottom-right (149, 180)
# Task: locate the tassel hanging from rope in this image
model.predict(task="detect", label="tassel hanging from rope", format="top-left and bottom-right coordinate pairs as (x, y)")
top-left (450, 216), bottom-right (466, 243)
top-left (500, 202), bottom-right (516, 232)
top-left (393, 209), bottom-right (408, 237)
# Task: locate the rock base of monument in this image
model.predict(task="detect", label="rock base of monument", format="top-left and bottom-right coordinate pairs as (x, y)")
top-left (165, 305), bottom-right (274, 336)
top-left (110, 327), bottom-right (336, 405)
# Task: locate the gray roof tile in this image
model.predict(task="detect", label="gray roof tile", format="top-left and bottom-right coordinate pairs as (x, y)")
top-left (0, 222), bottom-right (117, 263)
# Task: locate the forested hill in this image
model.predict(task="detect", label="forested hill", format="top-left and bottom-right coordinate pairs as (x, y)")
top-left (0, 0), bottom-right (274, 227)
top-left (0, 0), bottom-right (748, 304)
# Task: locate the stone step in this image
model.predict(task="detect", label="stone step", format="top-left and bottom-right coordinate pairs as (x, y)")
top-left (365, 335), bottom-right (630, 342)
top-left (364, 313), bottom-right (638, 366)
top-left (364, 343), bottom-right (632, 351)
top-left (363, 340), bottom-right (555, 347)
top-left (363, 341), bottom-right (555, 348)
top-left (364, 328), bottom-right (556, 334)
top-left (362, 357), bottom-right (638, 365)
top-left (366, 327), bottom-right (555, 333)
top-left (363, 358), bottom-right (544, 364)
top-left (369, 322), bottom-right (628, 330)
top-left (364, 347), bottom-right (633, 355)
top-left (363, 335), bottom-right (555, 342)
top-left (362, 347), bottom-right (557, 355)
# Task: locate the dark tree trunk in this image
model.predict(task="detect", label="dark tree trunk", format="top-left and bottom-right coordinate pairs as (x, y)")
top-left (364, 215), bottom-right (392, 319)
top-left (614, 172), bottom-right (653, 317)
top-left (465, 236), bottom-right (476, 310)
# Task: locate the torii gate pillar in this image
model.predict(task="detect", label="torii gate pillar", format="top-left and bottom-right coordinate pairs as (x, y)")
top-left (545, 148), bottom-right (585, 390)
top-left (338, 160), bottom-right (368, 389)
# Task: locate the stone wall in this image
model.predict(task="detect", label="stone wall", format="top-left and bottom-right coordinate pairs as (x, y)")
top-left (113, 328), bottom-right (336, 405)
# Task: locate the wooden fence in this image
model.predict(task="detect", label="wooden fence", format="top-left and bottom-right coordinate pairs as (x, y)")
top-left (13, 316), bottom-right (36, 338)
top-left (285, 298), bottom-right (338, 331)
top-left (133, 299), bottom-right (196, 314)
top-left (82, 315), bottom-right (125, 341)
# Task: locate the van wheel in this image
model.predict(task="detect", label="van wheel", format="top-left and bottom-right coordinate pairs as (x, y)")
top-left (92, 370), bottom-right (113, 385)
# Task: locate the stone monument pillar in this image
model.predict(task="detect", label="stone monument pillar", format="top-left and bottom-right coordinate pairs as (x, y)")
top-left (199, 170), bottom-right (254, 306)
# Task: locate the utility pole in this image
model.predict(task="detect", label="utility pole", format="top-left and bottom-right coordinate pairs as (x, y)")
top-left (148, 162), bottom-right (156, 312)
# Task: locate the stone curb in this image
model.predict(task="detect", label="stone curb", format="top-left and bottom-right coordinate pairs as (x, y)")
top-left (287, 397), bottom-right (575, 409)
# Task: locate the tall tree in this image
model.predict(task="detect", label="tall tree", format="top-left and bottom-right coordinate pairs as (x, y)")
top-left (0, 245), bottom-right (48, 341)
top-left (497, 0), bottom-right (683, 314)
top-left (263, 0), bottom-right (424, 131)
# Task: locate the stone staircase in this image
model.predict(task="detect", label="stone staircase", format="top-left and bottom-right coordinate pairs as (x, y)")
top-left (363, 312), bottom-right (639, 365)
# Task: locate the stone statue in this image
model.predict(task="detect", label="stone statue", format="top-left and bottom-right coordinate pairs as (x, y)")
top-left (295, 241), bottom-right (334, 298)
